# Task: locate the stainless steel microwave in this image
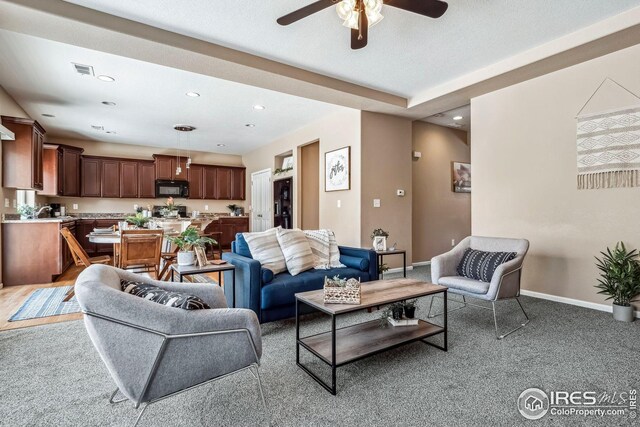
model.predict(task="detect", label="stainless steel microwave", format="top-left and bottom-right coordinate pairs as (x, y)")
top-left (155, 180), bottom-right (189, 198)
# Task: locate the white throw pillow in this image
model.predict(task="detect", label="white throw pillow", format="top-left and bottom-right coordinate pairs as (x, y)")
top-left (327, 230), bottom-right (346, 268)
top-left (242, 228), bottom-right (286, 274)
top-left (304, 229), bottom-right (332, 269)
top-left (276, 228), bottom-right (316, 276)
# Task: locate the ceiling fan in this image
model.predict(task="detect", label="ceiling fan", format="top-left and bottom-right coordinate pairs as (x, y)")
top-left (277, 0), bottom-right (448, 50)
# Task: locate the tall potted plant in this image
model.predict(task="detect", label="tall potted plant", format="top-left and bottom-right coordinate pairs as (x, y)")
top-left (166, 227), bottom-right (217, 266)
top-left (595, 242), bottom-right (640, 322)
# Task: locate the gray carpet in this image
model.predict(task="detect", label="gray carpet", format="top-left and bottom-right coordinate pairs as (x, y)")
top-left (1, 267), bottom-right (638, 426)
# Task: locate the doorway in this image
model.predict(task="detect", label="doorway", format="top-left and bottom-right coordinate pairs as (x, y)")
top-left (250, 168), bottom-right (272, 232)
top-left (300, 141), bottom-right (319, 230)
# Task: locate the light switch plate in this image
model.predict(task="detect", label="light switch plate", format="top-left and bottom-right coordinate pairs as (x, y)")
top-left (373, 199), bottom-right (381, 208)
top-left (205, 205), bottom-right (209, 211)
top-left (73, 203), bottom-right (79, 210)
top-left (337, 200), bottom-right (341, 208)
top-left (133, 204), bottom-right (138, 210)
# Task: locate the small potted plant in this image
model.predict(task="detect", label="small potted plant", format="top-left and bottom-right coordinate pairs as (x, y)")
top-left (160, 197), bottom-right (180, 218)
top-left (126, 211), bottom-right (150, 228)
top-left (378, 263), bottom-right (389, 275)
top-left (403, 299), bottom-right (418, 319)
top-left (595, 242), bottom-right (640, 322)
top-left (227, 204), bottom-right (238, 216)
top-left (17, 204), bottom-right (36, 220)
top-left (166, 227), bottom-right (217, 266)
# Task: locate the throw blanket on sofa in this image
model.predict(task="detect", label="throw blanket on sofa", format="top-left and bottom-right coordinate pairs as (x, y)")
top-left (577, 105), bottom-right (640, 189)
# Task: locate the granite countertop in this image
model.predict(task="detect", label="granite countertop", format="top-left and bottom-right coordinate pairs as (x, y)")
top-left (2, 213), bottom-right (249, 224)
top-left (2, 217), bottom-right (79, 224)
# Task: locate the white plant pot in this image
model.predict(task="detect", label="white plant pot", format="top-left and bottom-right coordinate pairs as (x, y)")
top-left (177, 251), bottom-right (195, 266)
top-left (612, 303), bottom-right (634, 322)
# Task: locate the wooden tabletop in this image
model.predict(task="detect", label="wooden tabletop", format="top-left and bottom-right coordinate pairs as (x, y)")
top-left (295, 278), bottom-right (445, 315)
top-left (376, 248), bottom-right (406, 255)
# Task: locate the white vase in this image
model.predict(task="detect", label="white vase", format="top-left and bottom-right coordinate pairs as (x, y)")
top-left (177, 251), bottom-right (195, 266)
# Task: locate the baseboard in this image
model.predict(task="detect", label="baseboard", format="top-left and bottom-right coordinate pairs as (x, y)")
top-left (386, 266), bottom-right (414, 274)
top-left (520, 289), bottom-right (640, 319)
top-left (412, 261), bottom-right (431, 267)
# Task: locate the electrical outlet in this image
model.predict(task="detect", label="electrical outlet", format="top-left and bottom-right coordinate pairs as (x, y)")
top-left (337, 200), bottom-right (341, 208)
top-left (451, 239), bottom-right (455, 247)
top-left (133, 204), bottom-right (139, 210)
top-left (373, 199), bottom-right (381, 208)
top-left (73, 203), bottom-right (79, 210)
top-left (205, 205), bottom-right (209, 211)
top-left (4, 198), bottom-right (9, 208)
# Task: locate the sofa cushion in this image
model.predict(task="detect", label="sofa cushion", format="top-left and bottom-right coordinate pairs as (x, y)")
top-left (261, 268), bottom-right (368, 310)
top-left (438, 276), bottom-right (490, 294)
top-left (339, 255), bottom-right (370, 272)
top-left (120, 280), bottom-right (210, 310)
top-left (235, 233), bottom-right (253, 259)
top-left (242, 228), bottom-right (286, 274)
top-left (276, 228), bottom-right (315, 276)
top-left (456, 248), bottom-right (516, 282)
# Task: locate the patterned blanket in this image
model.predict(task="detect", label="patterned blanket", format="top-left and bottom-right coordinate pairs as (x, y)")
top-left (576, 106), bottom-right (640, 189)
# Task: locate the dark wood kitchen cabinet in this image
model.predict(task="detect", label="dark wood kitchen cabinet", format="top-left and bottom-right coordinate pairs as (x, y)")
top-left (204, 216), bottom-right (249, 249)
top-left (216, 167), bottom-right (232, 200)
top-left (138, 160), bottom-right (156, 198)
top-left (120, 160), bottom-right (139, 198)
top-left (203, 166), bottom-right (218, 199)
top-left (231, 167), bottom-right (245, 200)
top-left (188, 164), bottom-right (205, 199)
top-left (41, 144), bottom-right (59, 196)
top-left (77, 219), bottom-right (97, 256)
top-left (1, 116), bottom-right (45, 190)
top-left (101, 159), bottom-right (120, 198)
top-left (81, 157), bottom-right (101, 197)
top-left (153, 154), bottom-right (188, 181)
top-left (58, 145), bottom-right (83, 196)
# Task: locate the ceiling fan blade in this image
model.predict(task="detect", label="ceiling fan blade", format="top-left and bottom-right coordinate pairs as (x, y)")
top-left (277, 0), bottom-right (338, 26)
top-left (351, 10), bottom-right (368, 50)
top-left (385, 0), bottom-right (448, 18)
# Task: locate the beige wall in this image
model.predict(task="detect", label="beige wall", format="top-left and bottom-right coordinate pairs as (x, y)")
top-left (242, 109), bottom-right (362, 246)
top-left (472, 43), bottom-right (640, 306)
top-left (300, 141), bottom-right (319, 230)
top-left (46, 137), bottom-right (245, 214)
top-left (412, 122), bottom-right (471, 263)
top-left (360, 112), bottom-right (413, 268)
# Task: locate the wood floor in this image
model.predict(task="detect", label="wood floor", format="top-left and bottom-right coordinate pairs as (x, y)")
top-left (0, 264), bottom-right (227, 332)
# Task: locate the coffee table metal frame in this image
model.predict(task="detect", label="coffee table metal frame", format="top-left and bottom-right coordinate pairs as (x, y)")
top-left (170, 263), bottom-right (237, 308)
top-left (295, 280), bottom-right (447, 395)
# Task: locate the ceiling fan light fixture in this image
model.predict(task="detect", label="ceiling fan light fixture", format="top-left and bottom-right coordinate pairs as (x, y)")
top-left (366, 9), bottom-right (384, 27)
top-left (336, 0), bottom-right (355, 21)
top-left (343, 10), bottom-right (360, 30)
top-left (364, 0), bottom-right (383, 13)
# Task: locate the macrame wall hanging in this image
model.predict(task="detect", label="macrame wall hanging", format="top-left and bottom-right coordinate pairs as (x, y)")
top-left (575, 78), bottom-right (640, 190)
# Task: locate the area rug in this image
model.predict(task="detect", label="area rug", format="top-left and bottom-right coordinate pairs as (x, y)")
top-left (9, 286), bottom-right (80, 322)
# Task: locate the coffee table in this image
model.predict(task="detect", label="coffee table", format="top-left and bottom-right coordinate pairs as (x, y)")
top-left (295, 278), bottom-right (447, 395)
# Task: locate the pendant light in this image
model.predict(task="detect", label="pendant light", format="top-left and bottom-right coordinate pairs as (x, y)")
top-left (173, 125), bottom-right (196, 176)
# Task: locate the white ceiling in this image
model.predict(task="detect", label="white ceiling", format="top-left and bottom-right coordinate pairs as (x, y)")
top-left (424, 104), bottom-right (470, 131)
top-left (64, 0), bottom-right (640, 98)
top-left (0, 30), bottom-right (345, 154)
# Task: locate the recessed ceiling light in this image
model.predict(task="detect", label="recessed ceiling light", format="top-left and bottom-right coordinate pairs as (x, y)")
top-left (102, 101), bottom-right (116, 106)
top-left (245, 124), bottom-right (256, 128)
top-left (97, 75), bottom-right (115, 82)
top-left (42, 113), bottom-right (55, 118)
top-left (217, 144), bottom-right (226, 147)
top-left (253, 105), bottom-right (265, 110)
top-left (186, 92), bottom-right (200, 97)
top-left (453, 116), bottom-right (463, 121)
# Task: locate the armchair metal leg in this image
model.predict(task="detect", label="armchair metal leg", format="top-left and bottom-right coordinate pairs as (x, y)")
top-left (109, 388), bottom-right (128, 405)
top-left (133, 404), bottom-right (149, 427)
top-left (428, 295), bottom-right (466, 318)
top-left (493, 297), bottom-right (530, 340)
top-left (250, 364), bottom-right (268, 410)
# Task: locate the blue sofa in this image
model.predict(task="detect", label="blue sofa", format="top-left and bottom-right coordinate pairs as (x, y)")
top-left (222, 233), bottom-right (378, 323)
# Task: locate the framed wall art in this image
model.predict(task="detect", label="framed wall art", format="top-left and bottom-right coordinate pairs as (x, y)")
top-left (452, 161), bottom-right (471, 193)
top-left (325, 146), bottom-right (351, 192)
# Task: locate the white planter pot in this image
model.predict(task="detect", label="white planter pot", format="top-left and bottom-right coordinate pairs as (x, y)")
top-left (177, 251), bottom-right (195, 266)
top-left (612, 303), bottom-right (634, 322)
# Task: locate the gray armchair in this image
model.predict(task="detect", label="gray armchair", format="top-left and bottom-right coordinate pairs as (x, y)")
top-left (75, 264), bottom-right (266, 426)
top-left (430, 236), bottom-right (530, 339)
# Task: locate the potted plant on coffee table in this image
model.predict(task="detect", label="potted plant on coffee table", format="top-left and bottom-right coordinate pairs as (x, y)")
top-left (402, 299), bottom-right (418, 319)
top-left (595, 242), bottom-right (640, 322)
top-left (166, 227), bottom-right (217, 266)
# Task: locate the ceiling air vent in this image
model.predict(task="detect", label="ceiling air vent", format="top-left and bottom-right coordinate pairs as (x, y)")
top-left (72, 63), bottom-right (95, 76)
top-left (91, 125), bottom-right (104, 131)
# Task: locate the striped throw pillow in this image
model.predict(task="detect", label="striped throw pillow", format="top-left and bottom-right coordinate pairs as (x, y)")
top-left (242, 228), bottom-right (287, 274)
top-left (304, 229), bottom-right (332, 269)
top-left (327, 230), bottom-right (346, 268)
top-left (456, 249), bottom-right (516, 282)
top-left (276, 228), bottom-right (316, 276)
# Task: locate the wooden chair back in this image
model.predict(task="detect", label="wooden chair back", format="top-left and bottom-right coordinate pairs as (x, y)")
top-left (60, 227), bottom-right (92, 267)
top-left (119, 230), bottom-right (164, 275)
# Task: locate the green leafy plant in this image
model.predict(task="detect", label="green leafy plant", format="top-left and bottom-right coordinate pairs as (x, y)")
top-left (403, 299), bottom-right (418, 310)
top-left (17, 204), bottom-right (36, 219)
top-left (595, 242), bottom-right (640, 306)
top-left (378, 263), bottom-right (389, 274)
top-left (379, 302), bottom-right (405, 326)
top-left (166, 227), bottom-right (216, 252)
top-left (274, 167), bottom-right (293, 175)
top-left (126, 212), bottom-right (150, 228)
top-left (370, 228), bottom-right (389, 240)
top-left (227, 204), bottom-right (239, 213)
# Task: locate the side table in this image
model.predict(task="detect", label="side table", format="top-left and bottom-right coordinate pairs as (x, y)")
top-left (170, 263), bottom-right (237, 308)
top-left (377, 249), bottom-right (407, 278)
